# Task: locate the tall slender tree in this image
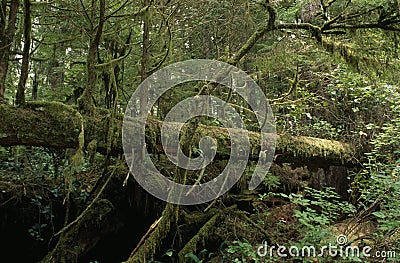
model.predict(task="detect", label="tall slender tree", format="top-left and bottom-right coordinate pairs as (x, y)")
top-left (0, 0), bottom-right (20, 101)
top-left (16, 0), bottom-right (31, 106)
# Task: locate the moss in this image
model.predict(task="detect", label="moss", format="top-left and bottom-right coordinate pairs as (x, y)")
top-left (87, 139), bottom-right (97, 163)
top-left (125, 203), bottom-right (178, 263)
top-left (177, 213), bottom-right (220, 262)
top-left (0, 103), bottom-right (81, 148)
top-left (276, 134), bottom-right (354, 164)
top-left (27, 101), bottom-right (80, 122)
top-left (321, 39), bottom-right (380, 72)
top-left (194, 124), bottom-right (354, 165)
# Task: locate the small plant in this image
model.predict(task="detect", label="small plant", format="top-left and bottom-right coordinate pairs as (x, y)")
top-left (29, 195), bottom-right (53, 242)
top-left (351, 102), bottom-right (400, 256)
top-left (226, 239), bottom-right (260, 263)
top-left (28, 223), bottom-right (47, 242)
top-left (184, 249), bottom-right (214, 263)
top-left (279, 188), bottom-right (356, 262)
top-left (184, 252), bottom-right (203, 263)
top-left (262, 173), bottom-right (280, 191)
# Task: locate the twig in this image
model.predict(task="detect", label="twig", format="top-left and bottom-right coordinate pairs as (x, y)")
top-left (129, 217), bottom-right (163, 258)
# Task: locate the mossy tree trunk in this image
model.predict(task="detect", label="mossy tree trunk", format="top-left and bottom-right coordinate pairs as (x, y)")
top-left (78, 0), bottom-right (105, 113)
top-left (0, 102), bottom-right (356, 167)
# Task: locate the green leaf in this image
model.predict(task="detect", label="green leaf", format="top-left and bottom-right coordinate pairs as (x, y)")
top-left (165, 250), bottom-right (173, 257)
top-left (185, 253), bottom-right (201, 262)
top-left (372, 211), bottom-right (387, 219)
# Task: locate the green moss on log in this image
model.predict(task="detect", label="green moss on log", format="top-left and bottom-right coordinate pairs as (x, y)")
top-left (275, 134), bottom-right (355, 165)
top-left (177, 213), bottom-right (220, 262)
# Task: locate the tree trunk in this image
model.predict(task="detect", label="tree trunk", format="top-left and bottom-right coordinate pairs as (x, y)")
top-left (78, 0), bottom-right (105, 113)
top-left (0, 0), bottom-right (20, 100)
top-left (31, 68), bottom-right (39, 101)
top-left (139, 0), bottom-right (150, 118)
top-left (16, 0), bottom-right (31, 106)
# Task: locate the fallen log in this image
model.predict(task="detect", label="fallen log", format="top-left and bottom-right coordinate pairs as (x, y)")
top-left (0, 102), bottom-right (356, 166)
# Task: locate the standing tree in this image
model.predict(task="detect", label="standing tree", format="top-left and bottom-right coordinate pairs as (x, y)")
top-left (0, 0), bottom-right (20, 101)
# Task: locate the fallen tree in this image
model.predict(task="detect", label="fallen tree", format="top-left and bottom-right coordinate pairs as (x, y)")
top-left (0, 102), bottom-right (356, 167)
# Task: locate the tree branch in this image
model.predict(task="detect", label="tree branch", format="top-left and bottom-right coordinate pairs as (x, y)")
top-left (228, 1), bottom-right (277, 65)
